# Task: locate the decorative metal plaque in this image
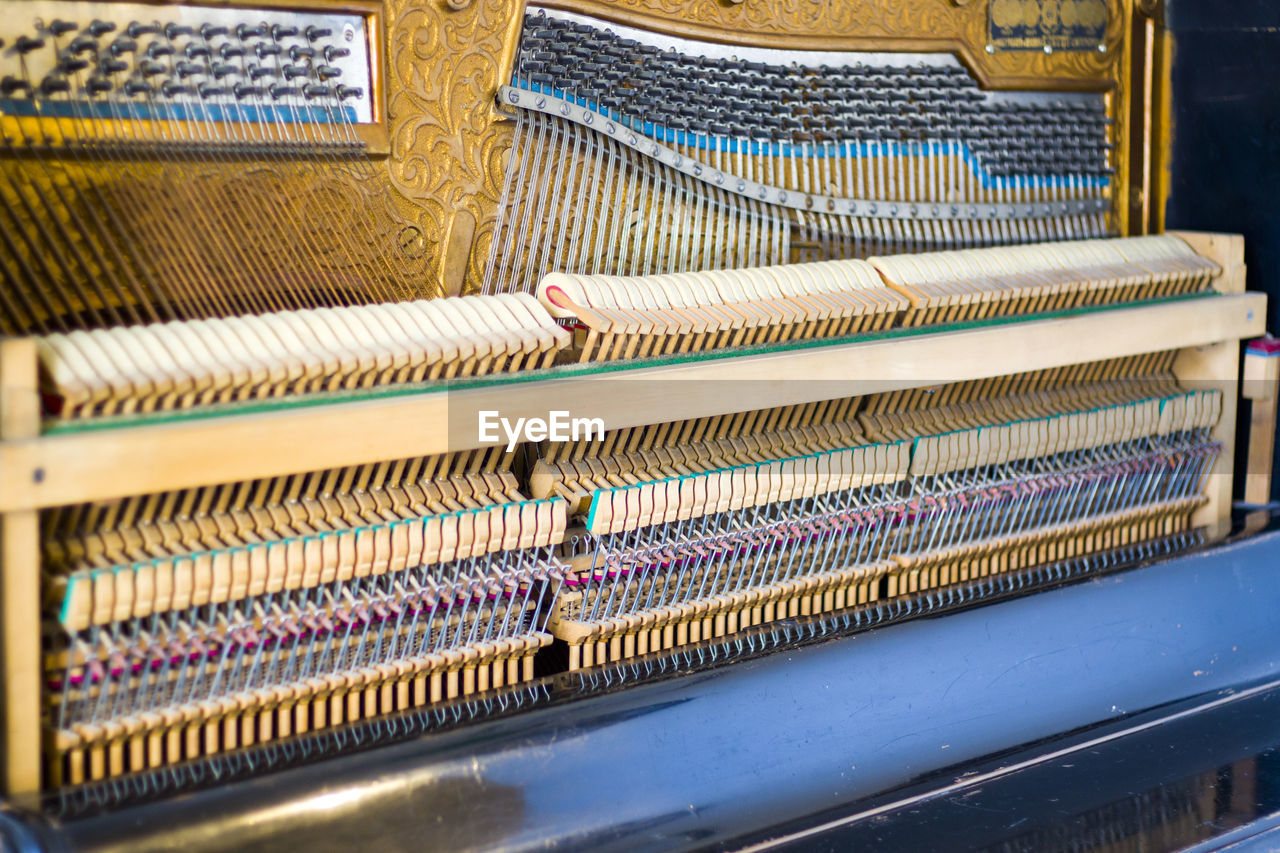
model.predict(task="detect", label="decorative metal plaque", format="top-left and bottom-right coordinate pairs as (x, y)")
top-left (989, 0), bottom-right (1108, 51)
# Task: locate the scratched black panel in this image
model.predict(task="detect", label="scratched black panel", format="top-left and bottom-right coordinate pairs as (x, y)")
top-left (1165, 0), bottom-right (1280, 500)
top-left (740, 684), bottom-right (1280, 852)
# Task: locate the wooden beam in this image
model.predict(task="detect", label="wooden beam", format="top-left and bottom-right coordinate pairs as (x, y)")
top-left (0, 338), bottom-right (41, 796)
top-left (0, 293), bottom-right (1264, 514)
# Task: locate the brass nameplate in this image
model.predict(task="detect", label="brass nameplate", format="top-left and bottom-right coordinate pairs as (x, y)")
top-left (989, 0), bottom-right (1108, 51)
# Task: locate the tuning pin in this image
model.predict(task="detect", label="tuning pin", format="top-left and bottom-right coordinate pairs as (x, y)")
top-left (40, 75), bottom-right (72, 95)
top-left (305, 25), bottom-right (332, 42)
top-left (84, 75), bottom-right (113, 96)
top-left (0, 77), bottom-right (32, 96)
top-left (87, 20), bottom-right (116, 37)
top-left (48, 19), bottom-right (78, 37)
top-left (199, 24), bottom-right (228, 40)
top-left (56, 57), bottom-right (89, 75)
top-left (69, 35), bottom-right (99, 55)
top-left (14, 35), bottom-right (46, 54)
top-left (125, 21), bottom-right (158, 38)
top-left (163, 23), bottom-right (193, 39)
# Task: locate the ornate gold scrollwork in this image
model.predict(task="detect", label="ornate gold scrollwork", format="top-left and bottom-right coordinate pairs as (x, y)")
top-left (376, 0), bottom-right (1128, 294)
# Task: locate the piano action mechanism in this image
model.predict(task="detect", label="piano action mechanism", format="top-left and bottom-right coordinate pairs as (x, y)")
top-left (0, 0), bottom-right (1269, 823)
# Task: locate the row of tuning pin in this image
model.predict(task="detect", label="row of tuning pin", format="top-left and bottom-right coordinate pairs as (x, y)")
top-left (1, 18), bottom-right (363, 105)
top-left (516, 10), bottom-right (1108, 168)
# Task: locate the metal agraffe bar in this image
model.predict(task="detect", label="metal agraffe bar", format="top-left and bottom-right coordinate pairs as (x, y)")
top-left (498, 85), bottom-right (1110, 223)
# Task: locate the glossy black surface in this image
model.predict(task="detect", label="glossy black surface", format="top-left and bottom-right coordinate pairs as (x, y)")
top-left (1166, 0), bottom-right (1280, 500)
top-left (736, 679), bottom-right (1280, 852)
top-left (3, 517), bottom-right (1279, 852)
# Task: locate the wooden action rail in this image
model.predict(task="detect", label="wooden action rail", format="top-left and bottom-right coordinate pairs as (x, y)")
top-left (0, 232), bottom-right (1258, 796)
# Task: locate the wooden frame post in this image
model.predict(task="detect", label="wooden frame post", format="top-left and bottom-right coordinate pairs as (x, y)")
top-left (1169, 232), bottom-right (1249, 534)
top-left (1242, 337), bottom-right (1280, 505)
top-left (1174, 340), bottom-right (1241, 532)
top-left (1, 337), bottom-right (41, 796)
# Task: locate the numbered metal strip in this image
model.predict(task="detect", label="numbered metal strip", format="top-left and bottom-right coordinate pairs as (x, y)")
top-left (498, 86), bottom-right (1109, 222)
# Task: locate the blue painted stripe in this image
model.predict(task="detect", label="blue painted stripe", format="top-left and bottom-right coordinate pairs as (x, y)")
top-left (0, 98), bottom-right (358, 124)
